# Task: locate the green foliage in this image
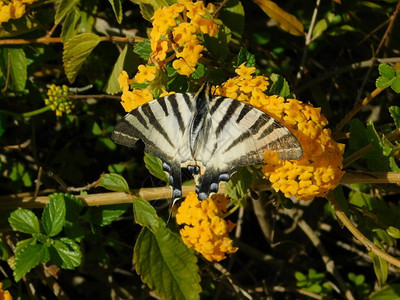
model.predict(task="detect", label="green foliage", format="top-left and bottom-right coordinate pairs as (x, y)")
top-left (376, 64), bottom-right (400, 93)
top-left (295, 268), bottom-right (333, 296)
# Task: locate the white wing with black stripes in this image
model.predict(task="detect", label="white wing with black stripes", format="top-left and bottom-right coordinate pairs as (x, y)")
top-left (112, 83), bottom-right (303, 203)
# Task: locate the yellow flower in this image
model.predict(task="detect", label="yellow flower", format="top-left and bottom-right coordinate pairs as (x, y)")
top-left (120, 88), bottom-right (153, 112)
top-left (0, 0), bottom-right (37, 25)
top-left (133, 65), bottom-right (158, 84)
top-left (118, 70), bottom-right (131, 91)
top-left (176, 192), bottom-right (238, 261)
top-left (0, 282), bottom-right (12, 300)
top-left (215, 64), bottom-right (344, 200)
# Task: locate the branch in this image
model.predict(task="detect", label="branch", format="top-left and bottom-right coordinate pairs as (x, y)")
top-left (326, 192), bottom-right (400, 269)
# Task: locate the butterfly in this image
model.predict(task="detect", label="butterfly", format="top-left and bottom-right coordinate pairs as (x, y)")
top-left (112, 83), bottom-right (302, 204)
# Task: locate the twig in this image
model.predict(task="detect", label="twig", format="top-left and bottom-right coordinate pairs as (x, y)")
top-left (326, 192), bottom-right (400, 269)
top-left (0, 35), bottom-right (142, 45)
top-left (296, 0), bottom-right (321, 82)
top-left (335, 87), bottom-right (384, 135)
top-left (2, 172), bottom-right (400, 209)
top-left (212, 0), bottom-right (230, 17)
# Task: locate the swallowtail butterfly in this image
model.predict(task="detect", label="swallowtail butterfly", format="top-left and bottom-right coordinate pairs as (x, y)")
top-left (112, 83), bottom-right (302, 203)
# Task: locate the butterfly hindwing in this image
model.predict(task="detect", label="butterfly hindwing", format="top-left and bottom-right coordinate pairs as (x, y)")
top-left (193, 95), bottom-right (302, 199)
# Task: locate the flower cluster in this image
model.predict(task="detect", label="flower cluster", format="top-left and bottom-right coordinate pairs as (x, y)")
top-left (0, 0), bottom-right (37, 25)
top-left (150, 0), bottom-right (219, 76)
top-left (0, 282), bottom-right (12, 300)
top-left (214, 63), bottom-right (345, 200)
top-left (118, 70), bottom-right (154, 112)
top-left (176, 192), bottom-right (238, 261)
top-left (44, 84), bottom-right (74, 117)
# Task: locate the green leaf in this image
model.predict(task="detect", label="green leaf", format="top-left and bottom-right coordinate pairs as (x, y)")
top-left (133, 39), bottom-right (152, 61)
top-left (190, 63), bottom-right (206, 80)
top-left (144, 153), bottom-right (169, 184)
top-left (369, 252), bottom-right (388, 287)
top-left (130, 0), bottom-right (169, 21)
top-left (105, 44), bottom-right (139, 94)
top-left (63, 33), bottom-right (102, 83)
top-left (9, 208), bottom-right (40, 235)
top-left (376, 76), bottom-right (393, 89)
top-left (64, 194), bottom-right (84, 223)
top-left (369, 284), bottom-right (400, 300)
top-left (386, 226), bottom-right (400, 239)
top-left (133, 197), bottom-right (160, 233)
top-left (42, 194), bottom-right (66, 237)
top-left (378, 64), bottom-right (395, 79)
top-left (204, 25), bottom-right (229, 62)
top-left (61, 9), bottom-right (81, 42)
top-left (391, 77), bottom-right (400, 93)
top-left (55, 0), bottom-right (78, 24)
top-left (269, 73), bottom-right (290, 97)
top-left (220, 0), bottom-right (244, 38)
top-left (50, 238), bottom-right (82, 269)
top-left (0, 47), bottom-right (27, 92)
top-left (389, 106), bottom-right (400, 128)
top-left (108, 0), bottom-right (123, 23)
top-left (312, 18), bottom-right (328, 40)
top-left (97, 173), bottom-right (130, 193)
top-left (237, 48), bottom-right (256, 68)
top-left (14, 244), bottom-right (50, 282)
top-left (85, 204), bottom-right (129, 227)
top-left (134, 226), bottom-right (201, 300)
top-left (225, 167), bottom-right (252, 203)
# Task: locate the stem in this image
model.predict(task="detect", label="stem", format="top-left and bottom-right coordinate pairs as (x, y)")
top-left (0, 105), bottom-right (51, 118)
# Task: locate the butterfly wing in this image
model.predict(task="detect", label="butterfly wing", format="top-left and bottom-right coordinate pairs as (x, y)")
top-left (194, 96), bottom-right (302, 200)
top-left (112, 93), bottom-right (195, 200)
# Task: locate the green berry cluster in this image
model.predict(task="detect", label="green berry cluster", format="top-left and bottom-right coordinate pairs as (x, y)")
top-left (44, 84), bottom-right (74, 116)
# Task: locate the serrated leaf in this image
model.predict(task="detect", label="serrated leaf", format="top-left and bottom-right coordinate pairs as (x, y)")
top-left (133, 197), bottom-right (160, 233)
top-left (97, 173), bottom-right (130, 193)
top-left (105, 44), bottom-right (139, 94)
top-left (237, 48), bottom-right (256, 67)
top-left (376, 76), bottom-right (393, 89)
top-left (225, 167), bottom-right (252, 202)
top-left (389, 106), bottom-right (400, 128)
top-left (378, 64), bottom-right (395, 79)
top-left (220, 0), bottom-right (244, 38)
top-left (50, 238), bottom-right (82, 269)
top-left (134, 39), bottom-right (152, 61)
top-left (253, 0), bottom-right (304, 36)
top-left (61, 9), bottom-right (81, 42)
top-left (55, 0), bottom-right (78, 24)
top-left (134, 226), bottom-right (201, 300)
top-left (108, 0), bottom-right (123, 24)
top-left (369, 251), bottom-right (388, 287)
top-left (14, 244), bottom-right (50, 282)
top-left (9, 208), bottom-right (40, 235)
top-left (369, 284), bottom-right (400, 300)
top-left (85, 204), bottom-right (129, 227)
top-left (63, 33), bottom-right (102, 83)
top-left (190, 63), bottom-right (206, 80)
top-left (0, 47), bottom-right (27, 92)
top-left (269, 73), bottom-right (290, 97)
top-left (42, 194), bottom-right (66, 237)
top-left (144, 153), bottom-right (169, 184)
top-left (130, 0), bottom-right (169, 21)
top-left (63, 194), bottom-right (84, 223)
top-left (391, 77), bottom-right (400, 93)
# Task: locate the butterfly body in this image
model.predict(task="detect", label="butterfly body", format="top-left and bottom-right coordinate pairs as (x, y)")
top-left (112, 83), bottom-right (302, 202)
